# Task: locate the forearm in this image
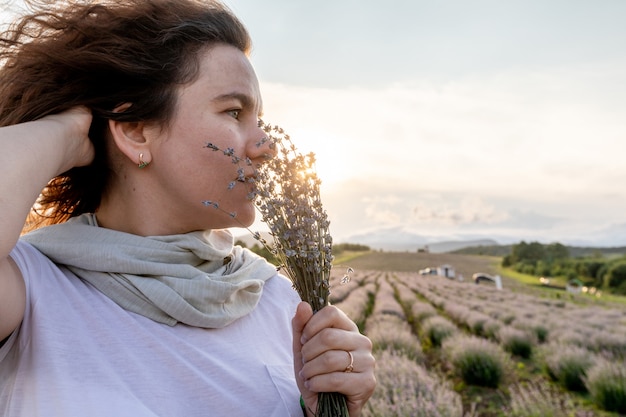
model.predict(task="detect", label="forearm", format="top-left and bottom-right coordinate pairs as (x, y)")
top-left (0, 120), bottom-right (65, 341)
top-left (0, 108), bottom-right (92, 341)
top-left (1, 122), bottom-right (67, 253)
top-left (0, 109), bottom-right (93, 256)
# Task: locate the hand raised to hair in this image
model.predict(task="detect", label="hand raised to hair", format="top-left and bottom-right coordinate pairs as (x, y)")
top-left (43, 106), bottom-right (95, 173)
top-left (292, 302), bottom-right (376, 417)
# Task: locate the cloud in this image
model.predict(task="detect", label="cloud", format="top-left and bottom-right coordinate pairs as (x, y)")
top-left (411, 197), bottom-right (509, 226)
top-left (361, 195), bottom-right (404, 225)
top-left (260, 63), bottom-right (626, 201)
top-left (495, 209), bottom-right (562, 230)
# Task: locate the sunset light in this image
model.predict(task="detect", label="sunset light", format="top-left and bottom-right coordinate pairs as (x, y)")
top-left (227, 0), bottom-right (626, 248)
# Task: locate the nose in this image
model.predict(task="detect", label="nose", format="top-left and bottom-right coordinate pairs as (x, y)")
top-left (247, 122), bottom-right (277, 164)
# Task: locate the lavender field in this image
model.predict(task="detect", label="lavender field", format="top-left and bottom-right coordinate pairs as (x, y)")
top-left (328, 253), bottom-right (626, 417)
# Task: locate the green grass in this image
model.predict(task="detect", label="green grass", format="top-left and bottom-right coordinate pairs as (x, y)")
top-left (332, 250), bottom-right (626, 307)
top-left (495, 266), bottom-right (626, 307)
top-left (495, 267), bottom-right (543, 286)
top-left (587, 290), bottom-right (626, 306)
top-left (332, 250), bottom-right (369, 269)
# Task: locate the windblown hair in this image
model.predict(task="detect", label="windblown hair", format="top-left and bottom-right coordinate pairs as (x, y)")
top-left (0, 0), bottom-right (251, 230)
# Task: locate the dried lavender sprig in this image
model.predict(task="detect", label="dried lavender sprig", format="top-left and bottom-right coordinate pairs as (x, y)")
top-left (253, 121), bottom-right (334, 313)
top-left (201, 121), bottom-right (348, 417)
top-left (253, 121), bottom-right (348, 417)
top-left (203, 122), bottom-right (335, 311)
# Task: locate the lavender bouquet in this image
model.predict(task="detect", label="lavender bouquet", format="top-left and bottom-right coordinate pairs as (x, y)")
top-left (253, 122), bottom-right (349, 417)
top-left (252, 123), bottom-right (333, 311)
top-left (203, 122), bottom-right (349, 416)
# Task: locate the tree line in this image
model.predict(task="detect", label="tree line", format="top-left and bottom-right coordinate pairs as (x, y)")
top-left (502, 241), bottom-right (626, 294)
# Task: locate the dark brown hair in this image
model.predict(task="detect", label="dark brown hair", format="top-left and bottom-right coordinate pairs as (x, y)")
top-left (0, 0), bottom-right (251, 230)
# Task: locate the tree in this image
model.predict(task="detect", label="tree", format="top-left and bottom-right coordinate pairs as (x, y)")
top-left (545, 242), bottom-right (569, 262)
top-left (604, 260), bottom-right (626, 294)
top-left (510, 241), bottom-right (546, 265)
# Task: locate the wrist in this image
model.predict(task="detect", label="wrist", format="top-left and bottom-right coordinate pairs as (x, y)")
top-left (40, 110), bottom-right (94, 173)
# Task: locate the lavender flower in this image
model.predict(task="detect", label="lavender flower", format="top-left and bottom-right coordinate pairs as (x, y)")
top-left (508, 380), bottom-right (577, 417)
top-left (252, 121), bottom-right (335, 314)
top-left (204, 121), bottom-right (347, 417)
top-left (364, 349), bottom-right (463, 417)
top-left (252, 122), bottom-right (347, 417)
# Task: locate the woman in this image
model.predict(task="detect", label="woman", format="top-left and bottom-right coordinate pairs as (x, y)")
top-left (0, 1), bottom-right (376, 416)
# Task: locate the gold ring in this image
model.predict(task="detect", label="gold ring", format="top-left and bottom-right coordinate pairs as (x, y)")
top-left (343, 351), bottom-right (354, 373)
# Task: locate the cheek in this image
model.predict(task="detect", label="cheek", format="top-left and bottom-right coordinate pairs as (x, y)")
top-left (201, 151), bottom-right (243, 196)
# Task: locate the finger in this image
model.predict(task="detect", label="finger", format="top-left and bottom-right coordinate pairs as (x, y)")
top-left (301, 349), bottom-right (376, 417)
top-left (300, 327), bottom-right (357, 362)
top-left (292, 302), bottom-right (320, 415)
top-left (304, 347), bottom-right (375, 378)
top-left (292, 302), bottom-right (313, 388)
top-left (304, 370), bottom-right (377, 406)
top-left (302, 350), bottom-right (352, 380)
top-left (301, 326), bottom-right (373, 367)
top-left (300, 305), bottom-right (358, 345)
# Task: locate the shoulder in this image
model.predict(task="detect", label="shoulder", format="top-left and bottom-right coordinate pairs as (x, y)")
top-left (9, 239), bottom-right (88, 310)
top-left (265, 272), bottom-right (300, 303)
top-left (253, 272), bottom-right (300, 322)
top-left (9, 239), bottom-right (59, 275)
top-left (266, 272), bottom-right (297, 295)
top-left (9, 240), bottom-right (70, 300)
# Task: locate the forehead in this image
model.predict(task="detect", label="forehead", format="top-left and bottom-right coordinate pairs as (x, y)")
top-left (177, 44), bottom-right (262, 113)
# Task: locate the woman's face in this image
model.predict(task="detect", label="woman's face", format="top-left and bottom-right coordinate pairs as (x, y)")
top-left (145, 44), bottom-right (269, 232)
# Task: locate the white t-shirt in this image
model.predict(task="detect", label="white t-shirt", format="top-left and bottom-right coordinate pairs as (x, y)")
top-left (1, 241), bottom-right (303, 417)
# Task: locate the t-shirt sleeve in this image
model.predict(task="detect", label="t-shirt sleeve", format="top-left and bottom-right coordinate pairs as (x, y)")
top-left (1, 241), bottom-right (41, 361)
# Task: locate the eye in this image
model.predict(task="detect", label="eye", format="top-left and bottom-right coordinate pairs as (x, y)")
top-left (227, 109), bottom-right (241, 119)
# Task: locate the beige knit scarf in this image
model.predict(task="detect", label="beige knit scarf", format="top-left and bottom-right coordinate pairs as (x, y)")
top-left (22, 213), bottom-right (277, 328)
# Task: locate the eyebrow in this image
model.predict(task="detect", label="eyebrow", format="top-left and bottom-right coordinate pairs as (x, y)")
top-left (213, 92), bottom-right (264, 117)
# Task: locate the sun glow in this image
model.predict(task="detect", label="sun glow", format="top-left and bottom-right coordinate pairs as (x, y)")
top-left (282, 127), bottom-right (354, 188)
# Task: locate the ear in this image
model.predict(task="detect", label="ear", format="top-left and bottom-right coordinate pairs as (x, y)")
top-left (108, 103), bottom-right (152, 167)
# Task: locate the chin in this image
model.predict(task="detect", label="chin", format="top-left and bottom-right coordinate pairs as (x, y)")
top-left (223, 205), bottom-right (255, 229)
top-left (201, 198), bottom-right (256, 229)
top-left (232, 213), bottom-right (255, 228)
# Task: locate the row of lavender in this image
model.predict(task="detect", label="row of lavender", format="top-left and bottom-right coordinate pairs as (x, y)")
top-left (331, 271), bottom-right (464, 416)
top-left (329, 269), bottom-right (626, 416)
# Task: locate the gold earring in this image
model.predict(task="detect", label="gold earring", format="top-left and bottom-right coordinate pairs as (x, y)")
top-left (138, 153), bottom-right (150, 169)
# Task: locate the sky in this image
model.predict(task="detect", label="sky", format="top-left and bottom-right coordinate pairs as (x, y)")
top-left (221, 0), bottom-right (626, 247)
top-left (2, 1), bottom-right (626, 248)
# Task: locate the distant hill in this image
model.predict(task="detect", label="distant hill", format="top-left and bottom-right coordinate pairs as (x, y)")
top-left (566, 246), bottom-right (626, 258)
top-left (340, 226), bottom-right (501, 253)
top-left (425, 239), bottom-right (499, 254)
top-left (452, 244), bottom-right (626, 258)
top-left (235, 228), bottom-right (500, 254)
top-left (451, 245), bottom-right (512, 256)
top-left (233, 227), bottom-right (626, 259)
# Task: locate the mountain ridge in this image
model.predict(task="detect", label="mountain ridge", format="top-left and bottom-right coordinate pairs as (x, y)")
top-left (233, 227), bottom-right (626, 257)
